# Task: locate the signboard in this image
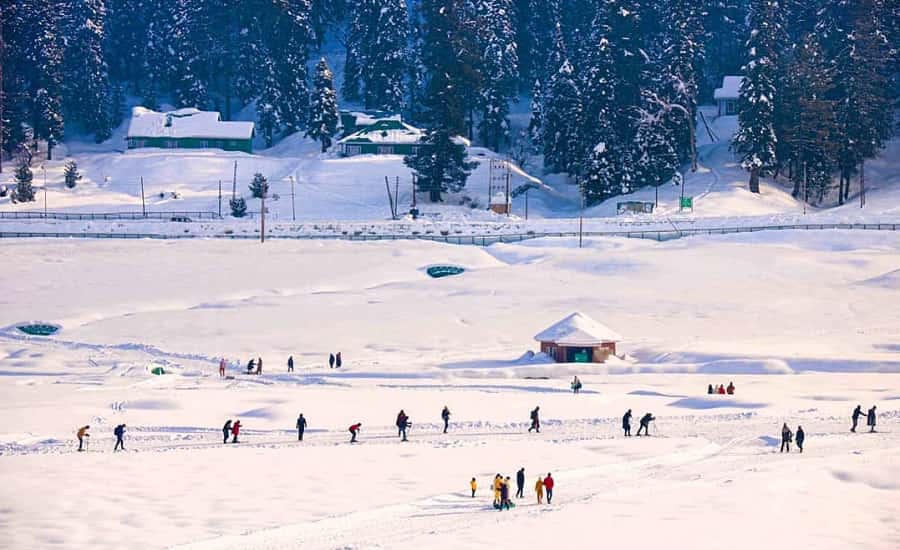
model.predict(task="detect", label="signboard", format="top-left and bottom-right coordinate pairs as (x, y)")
top-left (617, 201), bottom-right (655, 215)
top-left (680, 197), bottom-right (694, 211)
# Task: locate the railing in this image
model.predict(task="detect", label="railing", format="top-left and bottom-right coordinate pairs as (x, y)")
top-left (0, 223), bottom-right (897, 244)
top-left (0, 211), bottom-right (221, 220)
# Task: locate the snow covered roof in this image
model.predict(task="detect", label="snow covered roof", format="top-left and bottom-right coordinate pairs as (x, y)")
top-left (345, 111), bottom-right (402, 127)
top-left (714, 76), bottom-right (743, 100)
top-left (339, 119), bottom-right (470, 147)
top-left (534, 312), bottom-right (622, 345)
top-left (127, 107), bottom-right (255, 140)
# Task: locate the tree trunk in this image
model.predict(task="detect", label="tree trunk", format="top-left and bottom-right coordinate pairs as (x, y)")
top-left (749, 167), bottom-right (760, 193)
top-left (838, 170), bottom-right (845, 205)
top-left (791, 176), bottom-right (800, 198)
top-left (429, 189), bottom-right (442, 202)
top-left (47, 140), bottom-right (53, 160)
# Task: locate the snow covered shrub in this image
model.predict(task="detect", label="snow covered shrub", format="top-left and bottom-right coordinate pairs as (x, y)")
top-left (64, 161), bottom-right (82, 188)
top-left (230, 196), bottom-right (247, 218)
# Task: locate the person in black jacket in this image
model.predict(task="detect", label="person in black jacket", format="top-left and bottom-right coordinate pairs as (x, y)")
top-left (222, 419), bottom-right (232, 444)
top-left (287, 356), bottom-right (294, 373)
top-left (396, 410), bottom-right (409, 441)
top-left (707, 384), bottom-right (714, 394)
top-left (867, 406), bottom-right (877, 432)
top-left (636, 413), bottom-right (654, 436)
top-left (851, 405), bottom-right (864, 432)
top-left (329, 353), bottom-right (335, 369)
top-left (623, 409), bottom-right (633, 437)
top-left (796, 426), bottom-right (805, 453)
top-left (780, 423), bottom-right (792, 453)
top-left (113, 424), bottom-right (126, 451)
top-left (528, 406), bottom-right (540, 433)
top-left (296, 414), bottom-right (307, 441)
top-left (441, 406), bottom-right (451, 433)
top-left (516, 468), bottom-right (525, 498)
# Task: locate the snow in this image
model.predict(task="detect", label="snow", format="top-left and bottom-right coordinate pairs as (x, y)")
top-left (713, 76), bottom-right (744, 100)
top-left (534, 312), bottom-right (622, 345)
top-left (1, 231), bottom-right (899, 549)
top-left (127, 107), bottom-right (255, 140)
top-left (338, 119), bottom-right (425, 145)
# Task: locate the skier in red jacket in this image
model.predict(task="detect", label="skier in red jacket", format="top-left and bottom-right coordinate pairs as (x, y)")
top-left (349, 423), bottom-right (362, 443)
top-left (231, 420), bottom-right (241, 443)
top-left (543, 473), bottom-right (555, 503)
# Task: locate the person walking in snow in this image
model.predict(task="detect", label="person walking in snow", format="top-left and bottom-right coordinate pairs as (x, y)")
top-left (543, 473), bottom-right (555, 504)
top-left (726, 382), bottom-right (735, 395)
top-left (796, 426), bottom-right (805, 453)
top-left (296, 413), bottom-right (307, 441)
top-left (222, 419), bottom-right (232, 444)
top-left (707, 384), bottom-right (714, 394)
top-left (246, 358), bottom-right (255, 375)
top-left (492, 474), bottom-right (503, 506)
top-left (287, 356), bottom-right (294, 373)
top-left (636, 413), bottom-right (655, 436)
top-left (231, 420), bottom-right (242, 444)
top-left (470, 477), bottom-right (477, 498)
top-left (77, 425), bottom-right (90, 452)
top-left (499, 477), bottom-right (511, 511)
top-left (335, 352), bottom-right (342, 368)
top-left (329, 353), bottom-right (335, 369)
top-left (623, 409), bottom-right (633, 437)
top-left (528, 406), bottom-right (541, 433)
top-left (572, 376), bottom-right (582, 394)
top-left (219, 359), bottom-right (226, 378)
top-left (349, 422), bottom-right (361, 443)
top-left (516, 468), bottom-right (525, 498)
top-left (867, 406), bottom-right (877, 433)
top-left (113, 424), bottom-right (126, 451)
top-left (780, 423), bottom-right (792, 453)
top-left (441, 406), bottom-right (451, 433)
top-left (717, 384), bottom-right (726, 395)
top-left (851, 405), bottom-right (865, 432)
top-left (256, 357), bottom-right (263, 375)
top-left (535, 476), bottom-right (544, 504)
top-left (396, 410), bottom-right (409, 441)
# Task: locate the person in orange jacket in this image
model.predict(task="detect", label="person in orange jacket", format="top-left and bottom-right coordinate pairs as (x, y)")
top-left (470, 477), bottom-right (477, 498)
top-left (535, 476), bottom-right (544, 504)
top-left (77, 425), bottom-right (90, 452)
top-left (543, 473), bottom-right (555, 504)
top-left (231, 420), bottom-right (241, 443)
top-left (492, 474), bottom-right (503, 506)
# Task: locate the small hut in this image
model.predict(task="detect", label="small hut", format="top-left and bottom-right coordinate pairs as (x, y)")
top-left (534, 312), bottom-right (622, 364)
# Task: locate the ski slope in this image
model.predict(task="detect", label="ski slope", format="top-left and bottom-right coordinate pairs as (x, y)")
top-left (1, 231), bottom-right (899, 549)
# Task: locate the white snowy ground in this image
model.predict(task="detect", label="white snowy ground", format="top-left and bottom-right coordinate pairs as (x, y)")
top-left (2, 231), bottom-right (899, 549)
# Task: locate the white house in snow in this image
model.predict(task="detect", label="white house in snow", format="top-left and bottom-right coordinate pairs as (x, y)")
top-left (337, 114), bottom-right (469, 156)
top-left (714, 76), bottom-right (743, 116)
top-left (534, 312), bottom-right (622, 364)
top-left (126, 107), bottom-right (255, 153)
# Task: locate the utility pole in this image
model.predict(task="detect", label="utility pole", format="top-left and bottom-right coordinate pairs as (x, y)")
top-left (860, 161), bottom-right (866, 209)
top-left (231, 160), bottom-right (237, 200)
top-left (655, 183), bottom-right (659, 210)
top-left (289, 175), bottom-right (295, 221)
top-left (218, 179), bottom-right (222, 217)
top-left (141, 177), bottom-right (146, 217)
top-left (260, 189), bottom-right (266, 243)
top-left (525, 188), bottom-right (529, 220)
top-left (505, 160), bottom-right (511, 217)
top-left (578, 177), bottom-right (584, 249)
top-left (41, 165), bottom-right (47, 217)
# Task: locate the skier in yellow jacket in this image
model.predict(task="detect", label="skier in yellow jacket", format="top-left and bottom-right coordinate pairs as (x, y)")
top-left (535, 476), bottom-right (544, 504)
top-left (492, 474), bottom-right (503, 505)
top-left (470, 477), bottom-right (477, 498)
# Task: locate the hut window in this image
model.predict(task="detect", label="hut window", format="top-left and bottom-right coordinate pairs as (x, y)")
top-left (377, 146), bottom-right (394, 154)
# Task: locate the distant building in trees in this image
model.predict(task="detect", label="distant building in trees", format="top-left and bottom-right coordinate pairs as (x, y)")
top-left (126, 107), bottom-right (255, 153)
top-left (714, 76), bottom-right (744, 116)
top-left (338, 116), bottom-right (468, 156)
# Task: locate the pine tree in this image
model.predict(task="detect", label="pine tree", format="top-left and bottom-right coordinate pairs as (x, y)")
top-left (63, 160), bottom-right (82, 188)
top-left (520, 0), bottom-right (560, 88)
top-left (170, 0), bottom-right (209, 109)
top-left (476, 0), bottom-right (519, 151)
top-left (249, 172), bottom-right (269, 198)
top-left (542, 58), bottom-right (583, 174)
top-left (25, 0), bottom-right (65, 160)
top-left (701, 0), bottom-right (749, 101)
top-left (15, 160), bottom-right (35, 202)
top-left (61, 0), bottom-right (112, 141)
top-left (661, 0), bottom-right (704, 166)
top-left (527, 78), bottom-right (544, 150)
top-left (229, 196), bottom-right (248, 217)
top-left (307, 58), bottom-right (339, 152)
top-left (732, 0), bottom-right (783, 193)
top-left (342, 0), bottom-right (375, 102)
top-left (364, 0), bottom-right (409, 111)
top-left (257, 57), bottom-right (282, 148)
top-left (1, 1), bottom-right (32, 167)
top-left (404, 0), bottom-right (479, 201)
top-left (271, 0), bottom-right (313, 134)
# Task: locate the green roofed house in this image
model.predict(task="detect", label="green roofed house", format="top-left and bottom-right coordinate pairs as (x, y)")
top-left (126, 107), bottom-right (255, 153)
top-left (338, 116), bottom-right (469, 156)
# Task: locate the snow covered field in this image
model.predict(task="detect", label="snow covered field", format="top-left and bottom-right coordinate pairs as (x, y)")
top-left (2, 230), bottom-right (899, 549)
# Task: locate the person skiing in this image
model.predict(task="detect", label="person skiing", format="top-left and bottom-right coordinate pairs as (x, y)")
top-left (329, 353), bottom-right (335, 369)
top-left (851, 405), bottom-right (865, 432)
top-left (113, 424), bottom-right (126, 451)
top-left (867, 405), bottom-right (877, 432)
top-left (470, 477), bottom-right (477, 498)
top-left (246, 358), bottom-right (255, 374)
top-left (707, 384), bottom-right (714, 394)
top-left (535, 476), bottom-right (544, 504)
top-left (76, 425), bottom-right (90, 452)
top-left (256, 357), bottom-right (262, 375)
top-left (335, 352), bottom-right (342, 368)
top-left (636, 413), bottom-right (655, 436)
top-left (441, 406), bottom-right (451, 433)
top-left (499, 477), bottom-right (511, 511)
top-left (796, 426), bottom-right (805, 453)
top-left (222, 419), bottom-right (232, 444)
top-left (726, 382), bottom-right (735, 395)
top-left (296, 414), bottom-right (307, 441)
top-left (231, 420), bottom-right (242, 444)
top-left (516, 467), bottom-right (525, 498)
top-left (287, 356), bottom-right (294, 373)
top-left (528, 406), bottom-right (540, 433)
top-left (780, 423), bottom-right (792, 453)
top-left (543, 473), bottom-right (554, 504)
top-left (396, 410), bottom-right (409, 441)
top-left (623, 409), bottom-right (633, 437)
top-left (349, 422), bottom-right (361, 443)
top-left (571, 376), bottom-right (582, 394)
top-left (492, 474), bottom-right (503, 506)
top-left (219, 358), bottom-right (226, 378)
top-left (717, 384), bottom-right (726, 395)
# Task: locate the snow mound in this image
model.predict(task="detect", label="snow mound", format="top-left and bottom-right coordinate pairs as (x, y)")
top-left (696, 358), bottom-right (794, 375)
top-left (858, 269), bottom-right (900, 289)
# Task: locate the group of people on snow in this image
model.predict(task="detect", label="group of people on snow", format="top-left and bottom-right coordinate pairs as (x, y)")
top-left (246, 357), bottom-right (263, 375)
top-left (851, 404), bottom-right (878, 433)
top-left (780, 423), bottom-right (805, 453)
top-left (622, 409), bottom-right (656, 436)
top-left (75, 424), bottom-right (126, 452)
top-left (222, 419), bottom-right (241, 443)
top-left (217, 353), bottom-right (344, 378)
top-left (328, 352), bottom-right (342, 369)
top-left (483, 470), bottom-right (555, 510)
top-left (708, 382), bottom-right (735, 395)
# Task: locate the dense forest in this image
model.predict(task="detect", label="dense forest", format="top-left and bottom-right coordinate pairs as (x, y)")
top-left (1, 0), bottom-right (897, 204)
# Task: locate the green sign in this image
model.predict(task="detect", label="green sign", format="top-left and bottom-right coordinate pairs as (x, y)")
top-left (573, 351), bottom-right (591, 363)
top-left (680, 197), bottom-right (694, 209)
